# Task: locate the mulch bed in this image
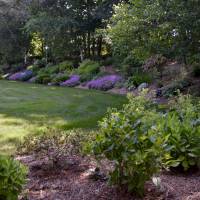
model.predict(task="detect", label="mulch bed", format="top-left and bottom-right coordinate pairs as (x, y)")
top-left (18, 155), bottom-right (200, 200)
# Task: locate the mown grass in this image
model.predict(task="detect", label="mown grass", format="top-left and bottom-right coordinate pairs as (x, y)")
top-left (0, 80), bottom-right (126, 154)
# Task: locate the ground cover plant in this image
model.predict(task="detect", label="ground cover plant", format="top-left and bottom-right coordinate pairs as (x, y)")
top-left (0, 80), bottom-right (126, 154)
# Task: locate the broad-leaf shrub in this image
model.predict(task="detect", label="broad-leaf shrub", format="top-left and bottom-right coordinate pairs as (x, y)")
top-left (161, 95), bottom-right (200, 171)
top-left (0, 155), bottom-right (27, 200)
top-left (93, 93), bottom-right (166, 196)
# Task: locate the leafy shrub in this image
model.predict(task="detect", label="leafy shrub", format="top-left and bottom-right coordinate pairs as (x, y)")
top-left (125, 73), bottom-right (152, 88)
top-left (60, 75), bottom-right (80, 87)
top-left (192, 63), bottom-right (200, 77)
top-left (58, 61), bottom-right (73, 72)
top-left (77, 60), bottom-right (100, 82)
top-left (161, 79), bottom-right (192, 97)
top-left (51, 74), bottom-right (69, 85)
top-left (35, 73), bottom-right (51, 84)
top-left (122, 55), bottom-right (142, 77)
top-left (17, 128), bottom-right (95, 166)
top-left (92, 92), bottom-right (200, 195)
top-left (27, 65), bottom-right (40, 75)
top-left (34, 58), bottom-right (46, 68)
top-left (87, 75), bottom-right (122, 91)
top-left (0, 155), bottom-right (27, 200)
top-left (93, 93), bottom-right (165, 196)
top-left (161, 95), bottom-right (200, 171)
top-left (143, 54), bottom-right (167, 77)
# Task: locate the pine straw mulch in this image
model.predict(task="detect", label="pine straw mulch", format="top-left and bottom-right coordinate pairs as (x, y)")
top-left (17, 155), bottom-right (200, 200)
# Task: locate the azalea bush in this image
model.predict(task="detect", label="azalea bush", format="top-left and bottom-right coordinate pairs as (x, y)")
top-left (87, 75), bottom-right (122, 91)
top-left (0, 155), bottom-right (27, 200)
top-left (60, 75), bottom-right (80, 87)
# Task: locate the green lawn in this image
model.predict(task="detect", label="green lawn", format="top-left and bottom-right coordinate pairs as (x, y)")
top-left (0, 80), bottom-right (126, 154)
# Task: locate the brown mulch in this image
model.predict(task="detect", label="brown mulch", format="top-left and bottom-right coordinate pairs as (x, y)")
top-left (17, 155), bottom-right (200, 200)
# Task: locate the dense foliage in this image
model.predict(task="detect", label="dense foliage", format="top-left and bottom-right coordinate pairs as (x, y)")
top-left (93, 93), bottom-right (200, 196)
top-left (0, 155), bottom-right (27, 200)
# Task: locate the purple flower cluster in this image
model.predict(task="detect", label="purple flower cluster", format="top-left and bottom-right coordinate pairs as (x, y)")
top-left (87, 75), bottom-right (122, 91)
top-left (9, 70), bottom-right (33, 81)
top-left (60, 75), bottom-right (80, 87)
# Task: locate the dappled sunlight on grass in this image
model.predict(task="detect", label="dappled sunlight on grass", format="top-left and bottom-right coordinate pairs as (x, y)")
top-left (0, 80), bottom-right (126, 154)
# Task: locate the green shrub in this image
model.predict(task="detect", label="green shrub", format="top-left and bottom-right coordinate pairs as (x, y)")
top-left (51, 74), bottom-right (69, 85)
top-left (17, 128), bottom-right (95, 165)
top-left (161, 79), bottom-right (192, 97)
top-left (58, 61), bottom-right (73, 72)
top-left (192, 63), bottom-right (200, 77)
top-left (34, 58), bottom-right (46, 68)
top-left (161, 95), bottom-right (200, 171)
top-left (121, 55), bottom-right (142, 77)
top-left (92, 92), bottom-right (200, 196)
top-left (125, 73), bottom-right (152, 88)
top-left (77, 60), bottom-right (100, 82)
top-left (93, 93), bottom-right (165, 196)
top-left (35, 73), bottom-right (51, 84)
top-left (0, 155), bottom-right (27, 200)
top-left (27, 65), bottom-right (40, 75)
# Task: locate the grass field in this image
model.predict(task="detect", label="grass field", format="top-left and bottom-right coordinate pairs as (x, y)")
top-left (0, 80), bottom-right (126, 154)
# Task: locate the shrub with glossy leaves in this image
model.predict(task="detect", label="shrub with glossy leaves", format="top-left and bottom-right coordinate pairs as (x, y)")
top-left (93, 93), bottom-right (166, 196)
top-left (0, 155), bottom-right (27, 200)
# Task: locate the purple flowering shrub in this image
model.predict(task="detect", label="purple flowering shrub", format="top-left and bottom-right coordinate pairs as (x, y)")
top-left (60, 75), bottom-right (80, 87)
top-left (87, 75), bottom-right (122, 91)
top-left (9, 70), bottom-right (33, 81)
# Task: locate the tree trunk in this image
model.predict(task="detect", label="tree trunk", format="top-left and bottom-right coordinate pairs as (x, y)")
top-left (87, 32), bottom-right (91, 57)
top-left (97, 35), bottom-right (102, 57)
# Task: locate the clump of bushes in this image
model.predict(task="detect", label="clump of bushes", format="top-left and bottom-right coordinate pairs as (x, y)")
top-left (92, 93), bottom-right (200, 196)
top-left (77, 60), bottom-right (100, 82)
top-left (58, 61), bottom-right (74, 72)
top-left (121, 54), bottom-right (142, 77)
top-left (0, 155), bottom-right (27, 200)
top-left (161, 79), bottom-right (192, 97)
top-left (17, 128), bottom-right (95, 168)
top-left (51, 74), bottom-right (69, 85)
top-left (124, 73), bottom-right (152, 89)
top-left (87, 75), bottom-right (122, 91)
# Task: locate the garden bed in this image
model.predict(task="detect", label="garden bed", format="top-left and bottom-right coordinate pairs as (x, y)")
top-left (18, 154), bottom-right (200, 200)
